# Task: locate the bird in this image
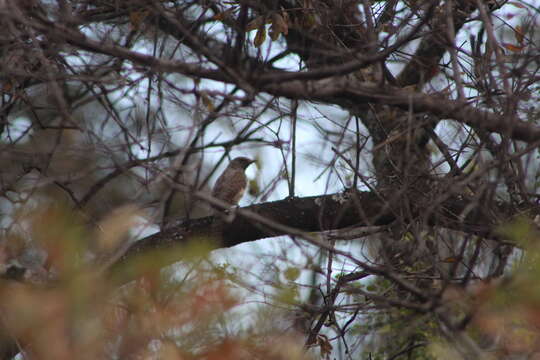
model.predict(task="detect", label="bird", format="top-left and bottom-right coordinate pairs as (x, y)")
top-left (211, 157), bottom-right (255, 210)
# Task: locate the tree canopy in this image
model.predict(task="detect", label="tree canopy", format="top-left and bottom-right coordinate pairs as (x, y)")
top-left (1, 0), bottom-right (540, 359)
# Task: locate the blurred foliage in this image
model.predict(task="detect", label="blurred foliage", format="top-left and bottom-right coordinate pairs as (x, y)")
top-left (357, 277), bottom-right (437, 360)
top-left (421, 218), bottom-right (540, 359)
top-left (0, 203), bottom-right (312, 360)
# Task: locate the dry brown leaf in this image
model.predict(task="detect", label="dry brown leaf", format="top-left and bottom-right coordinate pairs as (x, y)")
top-left (515, 25), bottom-right (525, 44)
top-left (201, 92), bottom-right (215, 112)
top-left (271, 13), bottom-right (288, 36)
top-left (129, 10), bottom-right (149, 31)
top-left (317, 334), bottom-right (333, 359)
top-left (212, 8), bottom-right (236, 21)
top-left (246, 16), bottom-right (264, 32)
top-left (269, 28), bottom-right (280, 41)
top-left (254, 28), bottom-right (266, 47)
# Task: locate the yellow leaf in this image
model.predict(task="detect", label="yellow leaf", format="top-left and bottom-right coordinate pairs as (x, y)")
top-left (254, 27), bottom-right (266, 47)
top-left (276, 285), bottom-right (298, 305)
top-left (284, 267), bottom-right (300, 281)
top-left (248, 178), bottom-right (259, 196)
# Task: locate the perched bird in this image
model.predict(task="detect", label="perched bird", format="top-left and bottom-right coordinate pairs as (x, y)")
top-left (211, 157), bottom-right (255, 210)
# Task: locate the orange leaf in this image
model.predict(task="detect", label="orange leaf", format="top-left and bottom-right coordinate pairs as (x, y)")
top-left (441, 256), bottom-right (460, 263)
top-left (503, 42), bottom-right (524, 52)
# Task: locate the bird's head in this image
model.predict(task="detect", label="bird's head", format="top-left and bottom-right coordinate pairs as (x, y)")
top-left (230, 157), bottom-right (255, 170)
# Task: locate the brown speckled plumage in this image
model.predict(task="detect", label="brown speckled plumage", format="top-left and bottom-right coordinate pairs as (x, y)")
top-left (212, 157), bottom-right (254, 209)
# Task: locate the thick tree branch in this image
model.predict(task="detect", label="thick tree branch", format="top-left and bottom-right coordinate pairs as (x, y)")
top-left (109, 190), bottom-right (535, 283)
top-left (262, 78), bottom-right (540, 144)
